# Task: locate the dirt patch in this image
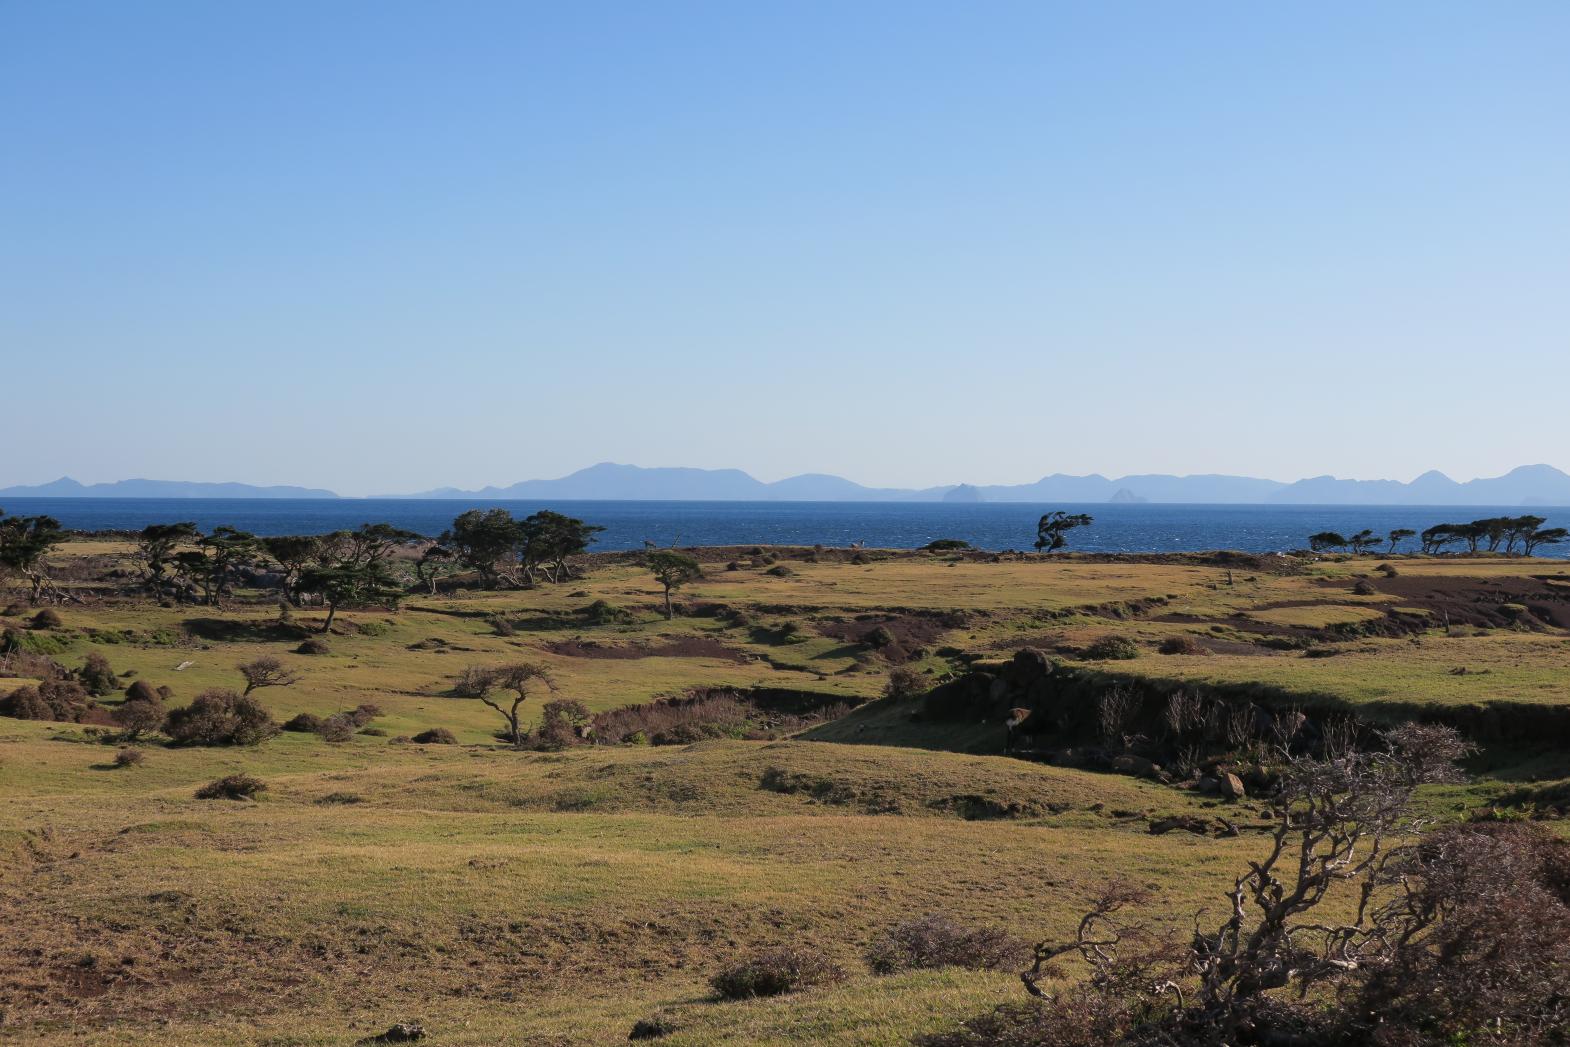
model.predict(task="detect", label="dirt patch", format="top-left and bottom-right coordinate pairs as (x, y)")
top-left (1361, 573), bottom-right (1570, 630)
top-left (545, 637), bottom-right (751, 663)
top-left (814, 612), bottom-right (965, 663)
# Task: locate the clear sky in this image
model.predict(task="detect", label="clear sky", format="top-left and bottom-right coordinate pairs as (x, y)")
top-left (2, 1), bottom-right (1566, 496)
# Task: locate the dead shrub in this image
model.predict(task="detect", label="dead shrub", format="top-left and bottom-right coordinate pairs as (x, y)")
top-left (412, 727), bottom-right (457, 744)
top-left (1157, 635), bottom-right (1204, 656)
top-left (0, 679), bottom-right (97, 722)
top-left (866, 914), bottom-right (1031, 974)
top-left (112, 695), bottom-right (166, 739)
top-left (112, 747), bottom-right (145, 769)
top-left (317, 714), bottom-right (357, 743)
top-left (710, 945), bottom-right (845, 1000)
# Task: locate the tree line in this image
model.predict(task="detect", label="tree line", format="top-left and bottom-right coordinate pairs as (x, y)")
top-left (0, 505), bottom-right (608, 615)
top-left (1309, 514), bottom-right (1566, 556)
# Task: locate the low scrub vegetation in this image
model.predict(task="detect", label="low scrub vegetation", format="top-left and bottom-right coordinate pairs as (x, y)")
top-left (710, 945), bottom-right (846, 1000)
top-left (194, 773), bottom-right (267, 800)
top-left (866, 914), bottom-right (1030, 974)
top-left (164, 689), bottom-right (278, 746)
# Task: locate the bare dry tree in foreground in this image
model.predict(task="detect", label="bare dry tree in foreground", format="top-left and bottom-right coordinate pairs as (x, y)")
top-left (237, 655), bottom-right (300, 696)
top-left (920, 722), bottom-right (1570, 1047)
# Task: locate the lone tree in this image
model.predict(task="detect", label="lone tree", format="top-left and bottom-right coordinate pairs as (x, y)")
top-left (645, 550), bottom-right (701, 619)
top-left (237, 655), bottom-right (300, 697)
top-left (1386, 527), bottom-right (1416, 553)
top-left (414, 542), bottom-right (458, 595)
top-left (455, 662), bottom-right (555, 746)
top-left (1034, 512), bottom-right (1093, 554)
top-left (0, 511), bottom-right (66, 604)
top-left (1308, 531), bottom-right (1348, 553)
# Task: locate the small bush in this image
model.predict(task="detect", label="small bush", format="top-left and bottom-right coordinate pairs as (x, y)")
top-left (923, 539), bottom-right (971, 551)
top-left (864, 625), bottom-right (897, 649)
top-left (765, 565), bottom-right (793, 577)
top-left (1375, 562), bottom-right (1399, 577)
top-left (1084, 635), bottom-right (1140, 661)
top-left (124, 680), bottom-right (166, 703)
top-left (534, 698), bottom-right (592, 750)
top-left (194, 773), bottom-right (266, 801)
top-left (76, 653), bottom-right (119, 696)
top-left (30, 609), bottom-right (63, 630)
top-left (629, 1013), bottom-right (677, 1040)
top-left (412, 727), bottom-right (457, 744)
top-left (866, 914), bottom-right (1031, 974)
top-left (884, 666), bottom-right (926, 701)
top-left (112, 747), bottom-right (145, 769)
top-left (295, 637), bottom-right (331, 655)
top-left (282, 712), bottom-right (324, 733)
top-left (1158, 635), bottom-right (1203, 656)
top-left (1352, 579), bottom-right (1377, 596)
top-left (164, 689), bottom-right (278, 746)
top-left (317, 714), bottom-right (357, 743)
top-left (112, 696), bottom-right (166, 739)
top-left (348, 703), bottom-right (383, 726)
top-left (489, 615), bottom-right (516, 637)
top-left (580, 600), bottom-right (631, 626)
top-left (710, 945), bottom-right (846, 1000)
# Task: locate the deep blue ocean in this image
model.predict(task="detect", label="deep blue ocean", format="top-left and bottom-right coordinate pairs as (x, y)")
top-left (4, 498), bottom-right (1568, 557)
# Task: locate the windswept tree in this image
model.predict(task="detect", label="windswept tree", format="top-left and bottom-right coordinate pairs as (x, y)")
top-left (260, 535), bottom-right (321, 604)
top-left (413, 541), bottom-right (458, 595)
top-left (1347, 529), bottom-right (1381, 554)
top-left (645, 550), bottom-right (701, 619)
top-left (136, 522), bottom-right (200, 600)
top-left (172, 526), bottom-right (258, 607)
top-left (1522, 524), bottom-right (1568, 557)
top-left (1308, 531), bottom-right (1348, 553)
top-left (1502, 514), bottom-right (1547, 555)
top-left (519, 511), bottom-right (604, 584)
top-left (1034, 512), bottom-right (1093, 554)
top-left (297, 560), bottom-right (402, 634)
top-left (452, 662), bottom-right (555, 746)
top-left (442, 508), bottom-right (521, 588)
top-left (1386, 527), bottom-right (1416, 554)
top-left (237, 655), bottom-right (300, 697)
top-left (0, 511), bottom-right (65, 604)
top-left (1420, 524), bottom-right (1463, 555)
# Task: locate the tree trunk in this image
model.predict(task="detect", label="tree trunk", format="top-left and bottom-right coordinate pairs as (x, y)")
top-left (663, 586), bottom-right (673, 620)
top-left (321, 603), bottom-right (336, 634)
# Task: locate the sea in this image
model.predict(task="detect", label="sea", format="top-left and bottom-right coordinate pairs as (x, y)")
top-left (4, 499), bottom-right (1568, 558)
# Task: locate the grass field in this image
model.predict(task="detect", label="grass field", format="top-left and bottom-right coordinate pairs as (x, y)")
top-left (3, 543), bottom-right (1567, 1044)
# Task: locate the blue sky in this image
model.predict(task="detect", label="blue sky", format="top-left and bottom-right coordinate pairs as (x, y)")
top-left (2, 1), bottom-right (1566, 495)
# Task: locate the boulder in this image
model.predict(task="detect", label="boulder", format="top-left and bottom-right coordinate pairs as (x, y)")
top-left (1220, 773), bottom-right (1247, 800)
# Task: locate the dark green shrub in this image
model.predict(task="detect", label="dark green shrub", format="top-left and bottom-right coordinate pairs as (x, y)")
top-left (923, 539), bottom-right (971, 552)
top-left (765, 565), bottom-right (793, 577)
top-left (30, 609), bottom-right (63, 630)
top-left (412, 727), bottom-right (457, 744)
top-left (1084, 635), bottom-right (1140, 661)
top-left (76, 652), bottom-right (118, 696)
top-left (0, 679), bottom-right (95, 722)
top-left (535, 698), bottom-right (592, 750)
top-left (710, 945), bottom-right (846, 1000)
top-left (295, 637), bottom-right (331, 655)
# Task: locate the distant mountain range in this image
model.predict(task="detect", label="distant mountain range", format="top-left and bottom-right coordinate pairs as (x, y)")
top-left (395, 461), bottom-right (1570, 506)
top-left (0, 477), bottom-right (338, 499)
top-left (5, 464), bottom-right (1570, 506)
